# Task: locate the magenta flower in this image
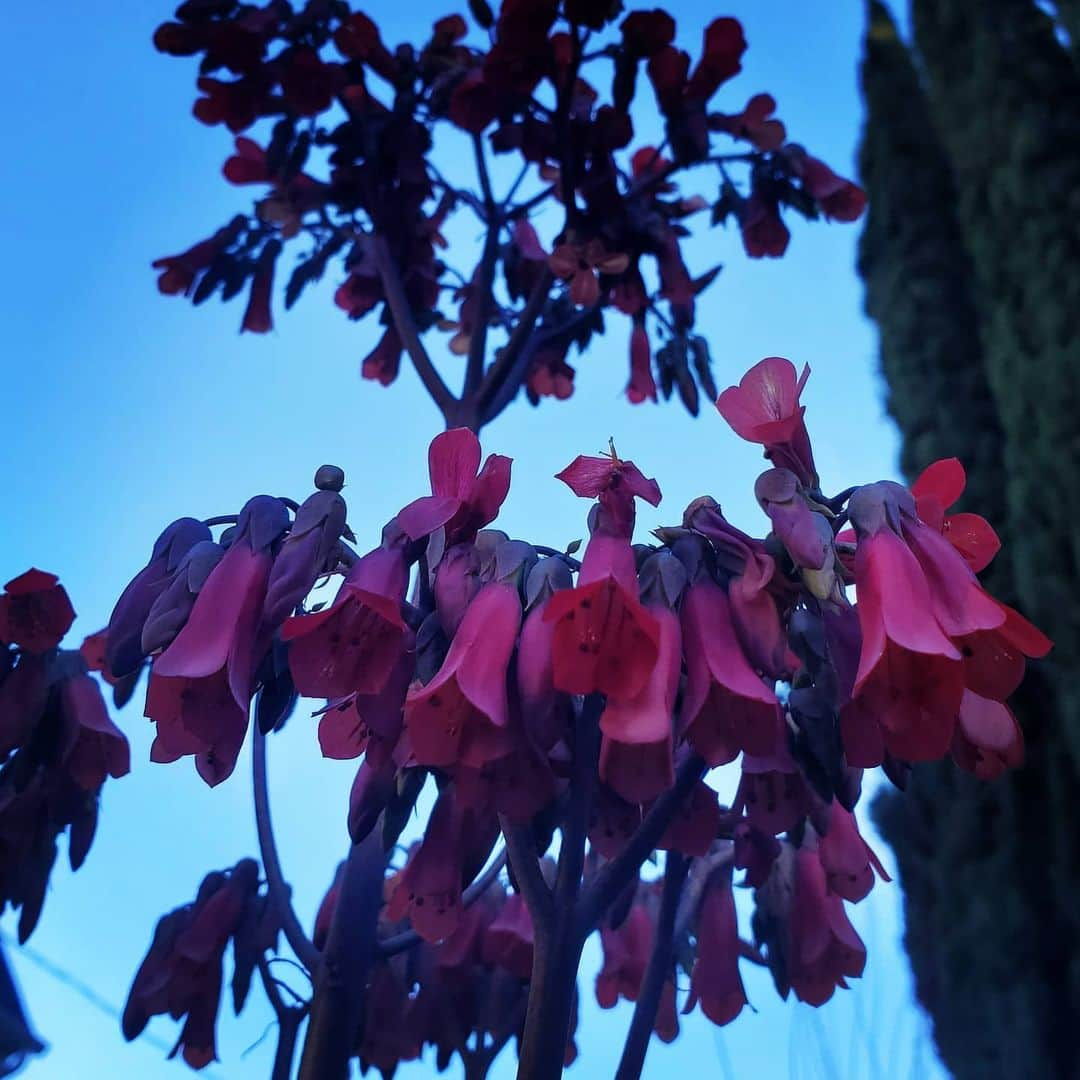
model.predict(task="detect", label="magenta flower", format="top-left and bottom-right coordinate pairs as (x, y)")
top-left (60, 673), bottom-right (131, 791)
top-left (482, 892), bottom-right (535, 979)
top-left (789, 847), bottom-right (866, 1006)
top-left (283, 541), bottom-right (409, 700)
top-left (816, 807), bottom-right (890, 903)
top-left (397, 428), bottom-right (511, 544)
top-left (596, 902), bottom-right (651, 1008)
top-left (685, 876), bottom-right (746, 1026)
top-left (680, 578), bottom-right (781, 765)
top-left (716, 356), bottom-right (817, 486)
top-left (404, 582), bottom-right (520, 768)
top-left (598, 605), bottom-right (678, 804)
top-left (545, 451), bottom-right (661, 701)
top-left (950, 689), bottom-right (1024, 780)
top-left (734, 746), bottom-right (815, 836)
top-left (147, 496), bottom-right (289, 785)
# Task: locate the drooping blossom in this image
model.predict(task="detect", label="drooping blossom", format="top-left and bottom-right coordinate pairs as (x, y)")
top-left (105, 518), bottom-right (213, 678)
top-left (404, 582), bottom-right (520, 768)
top-left (815, 806), bottom-right (889, 903)
top-left (680, 576), bottom-right (781, 765)
top-left (684, 874), bottom-right (746, 1026)
top-left (788, 847), bottom-right (866, 1006)
top-left (596, 901), bottom-right (652, 1008)
top-left (147, 496), bottom-right (289, 785)
top-left (950, 689), bottom-right (1024, 780)
top-left (710, 93), bottom-right (786, 150)
top-left (734, 746), bottom-right (816, 837)
top-left (482, 892), bottom-right (535, 979)
top-left (739, 192), bottom-right (790, 259)
top-left (598, 603), bottom-right (678, 804)
top-left (123, 861), bottom-right (260, 1070)
top-left (283, 535), bottom-right (410, 700)
top-left (545, 450), bottom-right (661, 700)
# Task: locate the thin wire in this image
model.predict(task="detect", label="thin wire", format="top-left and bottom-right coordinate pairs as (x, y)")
top-left (2, 932), bottom-right (226, 1078)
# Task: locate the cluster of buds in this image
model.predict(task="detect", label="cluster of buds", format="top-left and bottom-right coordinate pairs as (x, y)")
top-left (98, 354), bottom-right (1048, 1073)
top-left (122, 858), bottom-right (279, 1069)
top-left (151, 1), bottom-right (864, 421)
top-left (0, 571), bottom-right (130, 942)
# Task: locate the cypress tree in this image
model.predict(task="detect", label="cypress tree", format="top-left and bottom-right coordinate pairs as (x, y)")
top-left (859, 2), bottom-right (1080, 1076)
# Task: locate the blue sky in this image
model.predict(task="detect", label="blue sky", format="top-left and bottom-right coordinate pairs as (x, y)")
top-left (0, 1), bottom-right (944, 1077)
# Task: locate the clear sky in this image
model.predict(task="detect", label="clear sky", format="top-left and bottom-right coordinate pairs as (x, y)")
top-left (0, 1), bottom-right (945, 1077)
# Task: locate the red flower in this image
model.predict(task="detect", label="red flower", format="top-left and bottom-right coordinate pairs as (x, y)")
top-left (334, 13), bottom-right (397, 80)
top-left (658, 778), bottom-right (722, 857)
top-left (734, 747), bottom-right (815, 836)
top-left (448, 71), bottom-right (501, 134)
top-left (60, 673), bottom-right (131, 791)
top-left (816, 807), bottom-right (890, 903)
top-left (283, 542), bottom-right (410, 700)
top-left (193, 75), bottom-right (268, 133)
top-left (845, 524), bottom-right (964, 765)
top-left (482, 892), bottom-right (535, 978)
top-left (911, 457), bottom-right (1001, 573)
top-left (680, 579), bottom-right (781, 766)
top-left (686, 17), bottom-right (746, 101)
top-left (956, 600), bottom-right (1052, 703)
top-left (789, 848), bottom-right (866, 1005)
top-left (397, 428), bottom-right (512, 544)
top-left (685, 876), bottom-right (746, 1026)
top-left (545, 451), bottom-right (661, 700)
top-left (548, 240), bottom-right (630, 307)
top-left (796, 155), bottom-right (866, 222)
top-left (222, 136), bottom-right (270, 184)
top-left (710, 93), bottom-right (786, 151)
top-left (241, 241), bottom-right (279, 334)
top-left (596, 901), bottom-right (651, 1007)
top-left (739, 192), bottom-right (790, 258)
top-left (626, 319), bottom-right (657, 404)
top-left (280, 48), bottom-right (337, 116)
top-left (152, 224), bottom-right (240, 296)
top-left (404, 583), bottom-right (520, 768)
top-left (0, 570), bottom-right (76, 654)
top-left (598, 606), bottom-right (678, 804)
top-left (123, 861), bottom-right (259, 1070)
top-left (620, 10), bottom-right (676, 59)
top-left (950, 689), bottom-right (1024, 780)
top-left (386, 786), bottom-right (497, 943)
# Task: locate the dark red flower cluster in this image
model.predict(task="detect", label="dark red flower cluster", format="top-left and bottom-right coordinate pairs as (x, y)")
top-left (313, 857), bottom-right (575, 1075)
top-left (0, 570), bottom-right (130, 942)
top-left (105, 354), bottom-right (1048, 1071)
top-left (122, 858), bottom-right (279, 1070)
top-left (151, 1), bottom-right (864, 422)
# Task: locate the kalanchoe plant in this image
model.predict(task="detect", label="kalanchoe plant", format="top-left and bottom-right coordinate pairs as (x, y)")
top-left (22, 355), bottom-right (1032, 1079)
top-left (0, 4), bottom-right (1049, 1079)
top-left (151, 0), bottom-right (865, 430)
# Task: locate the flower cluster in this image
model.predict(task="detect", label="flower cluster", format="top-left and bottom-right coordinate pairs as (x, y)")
top-left (106, 355), bottom-right (1048, 1072)
top-left (313, 855), bottom-right (572, 1075)
top-left (0, 570), bottom-right (130, 942)
top-left (122, 859), bottom-right (279, 1069)
top-left (151, 1), bottom-right (864, 421)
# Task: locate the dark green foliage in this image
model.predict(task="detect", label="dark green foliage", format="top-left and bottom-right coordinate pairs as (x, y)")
top-left (858, 2), bottom-right (1080, 1076)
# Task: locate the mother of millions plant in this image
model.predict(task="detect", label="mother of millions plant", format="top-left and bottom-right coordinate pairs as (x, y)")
top-left (0, 1), bottom-right (1051, 1078)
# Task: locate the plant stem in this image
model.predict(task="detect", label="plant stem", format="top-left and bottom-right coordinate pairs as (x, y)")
top-left (373, 233), bottom-right (457, 421)
top-left (252, 728), bottom-right (320, 973)
top-left (297, 830), bottom-right (385, 1080)
top-left (464, 137), bottom-right (501, 401)
top-left (578, 754), bottom-right (706, 933)
top-left (271, 1007), bottom-right (304, 1080)
top-left (614, 852), bottom-right (689, 1080)
top-left (515, 695), bottom-right (601, 1079)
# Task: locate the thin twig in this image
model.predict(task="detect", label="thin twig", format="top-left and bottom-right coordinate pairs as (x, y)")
top-left (500, 818), bottom-right (555, 933)
top-left (477, 268), bottom-right (554, 419)
top-left (373, 233), bottom-right (457, 419)
top-left (252, 728), bottom-right (321, 973)
top-left (614, 851), bottom-right (689, 1080)
top-left (463, 136), bottom-right (501, 400)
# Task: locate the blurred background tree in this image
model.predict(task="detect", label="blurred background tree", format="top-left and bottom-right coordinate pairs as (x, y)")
top-left (858, 2), bottom-right (1080, 1076)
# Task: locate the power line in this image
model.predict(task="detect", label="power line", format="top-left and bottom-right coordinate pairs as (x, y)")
top-left (1, 932), bottom-right (226, 1079)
